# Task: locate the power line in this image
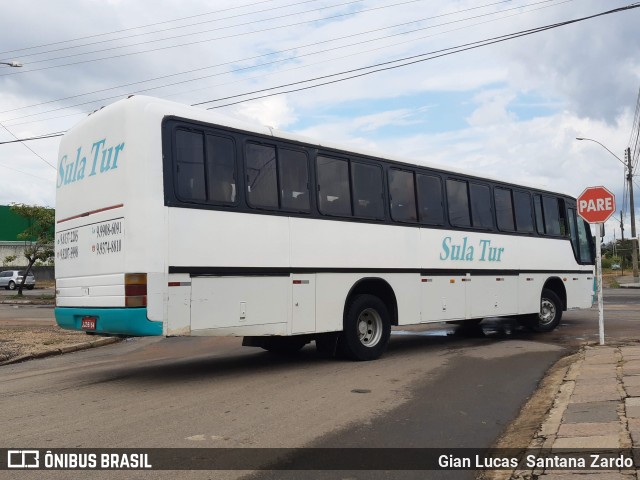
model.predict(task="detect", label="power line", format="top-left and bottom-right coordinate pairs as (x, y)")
top-left (3, 2), bottom-right (639, 145)
top-left (0, 123), bottom-right (56, 168)
top-left (6, 0), bottom-right (365, 64)
top-left (0, 163), bottom-right (53, 182)
top-left (0, 0), bottom-right (466, 77)
top-left (0, 0), bottom-right (515, 115)
top-left (0, 0), bottom-right (294, 56)
top-left (2, 0), bottom-right (565, 129)
top-left (0, 132), bottom-right (65, 145)
top-left (0, 0), bottom-right (561, 123)
top-left (202, 3), bottom-right (640, 109)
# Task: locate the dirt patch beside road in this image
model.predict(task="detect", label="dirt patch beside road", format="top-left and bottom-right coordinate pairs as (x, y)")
top-left (0, 324), bottom-right (89, 363)
top-left (0, 304), bottom-right (116, 365)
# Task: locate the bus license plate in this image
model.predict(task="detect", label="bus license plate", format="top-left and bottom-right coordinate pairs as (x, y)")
top-left (81, 317), bottom-right (96, 330)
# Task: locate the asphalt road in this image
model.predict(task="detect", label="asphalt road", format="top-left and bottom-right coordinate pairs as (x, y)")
top-left (1, 289), bottom-right (638, 480)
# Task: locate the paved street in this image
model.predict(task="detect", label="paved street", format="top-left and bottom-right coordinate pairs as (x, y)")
top-left (0, 289), bottom-right (638, 479)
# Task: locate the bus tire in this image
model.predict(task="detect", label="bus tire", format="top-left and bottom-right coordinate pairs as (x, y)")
top-left (338, 294), bottom-right (391, 361)
top-left (526, 288), bottom-right (563, 333)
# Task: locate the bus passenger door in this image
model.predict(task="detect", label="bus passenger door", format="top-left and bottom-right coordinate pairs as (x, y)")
top-left (291, 274), bottom-right (316, 334)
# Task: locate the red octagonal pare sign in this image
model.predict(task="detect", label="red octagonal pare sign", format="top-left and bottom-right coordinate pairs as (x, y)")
top-left (577, 186), bottom-right (616, 224)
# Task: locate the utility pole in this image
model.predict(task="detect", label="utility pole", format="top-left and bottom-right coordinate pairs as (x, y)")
top-left (621, 210), bottom-right (625, 275)
top-left (627, 147), bottom-right (638, 278)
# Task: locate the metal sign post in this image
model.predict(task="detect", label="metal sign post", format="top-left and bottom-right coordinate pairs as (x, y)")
top-left (595, 224), bottom-right (604, 345)
top-left (576, 186), bottom-right (616, 346)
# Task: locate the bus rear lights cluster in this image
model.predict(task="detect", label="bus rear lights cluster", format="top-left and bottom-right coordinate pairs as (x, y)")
top-left (125, 273), bottom-right (147, 307)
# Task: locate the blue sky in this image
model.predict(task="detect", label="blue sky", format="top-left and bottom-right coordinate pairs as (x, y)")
top-left (0, 0), bottom-right (639, 240)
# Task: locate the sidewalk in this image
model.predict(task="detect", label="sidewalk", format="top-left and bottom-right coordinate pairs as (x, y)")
top-left (613, 273), bottom-right (640, 289)
top-left (511, 344), bottom-right (640, 478)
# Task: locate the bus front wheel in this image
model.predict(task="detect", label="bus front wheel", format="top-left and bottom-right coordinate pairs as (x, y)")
top-left (339, 294), bottom-right (391, 361)
top-left (525, 288), bottom-right (563, 333)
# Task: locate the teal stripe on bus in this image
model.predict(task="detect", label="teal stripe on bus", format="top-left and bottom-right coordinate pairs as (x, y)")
top-left (55, 307), bottom-right (163, 336)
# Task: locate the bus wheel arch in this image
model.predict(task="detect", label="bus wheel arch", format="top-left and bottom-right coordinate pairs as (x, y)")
top-left (343, 278), bottom-right (398, 326)
top-left (525, 278), bottom-right (566, 333)
top-left (542, 277), bottom-right (567, 311)
top-left (338, 278), bottom-right (396, 361)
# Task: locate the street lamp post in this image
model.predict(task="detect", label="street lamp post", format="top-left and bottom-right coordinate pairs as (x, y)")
top-left (576, 137), bottom-right (638, 278)
top-left (0, 61), bottom-right (22, 67)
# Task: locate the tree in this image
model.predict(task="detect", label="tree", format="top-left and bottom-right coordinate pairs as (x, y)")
top-left (9, 203), bottom-right (54, 296)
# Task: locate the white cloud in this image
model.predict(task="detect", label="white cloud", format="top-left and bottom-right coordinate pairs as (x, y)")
top-left (465, 88), bottom-right (517, 127)
top-left (229, 95), bottom-right (297, 129)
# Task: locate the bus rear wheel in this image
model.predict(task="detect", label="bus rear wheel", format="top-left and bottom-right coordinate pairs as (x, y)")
top-left (525, 288), bottom-right (563, 333)
top-left (338, 294), bottom-right (391, 361)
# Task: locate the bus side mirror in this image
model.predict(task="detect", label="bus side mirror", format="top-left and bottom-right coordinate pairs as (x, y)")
top-left (599, 224), bottom-right (605, 239)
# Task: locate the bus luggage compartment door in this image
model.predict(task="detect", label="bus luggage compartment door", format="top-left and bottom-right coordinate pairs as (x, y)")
top-left (190, 276), bottom-right (288, 334)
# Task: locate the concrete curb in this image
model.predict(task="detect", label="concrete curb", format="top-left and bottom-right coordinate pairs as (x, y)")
top-left (493, 343), bottom-right (640, 479)
top-left (0, 337), bottom-right (122, 366)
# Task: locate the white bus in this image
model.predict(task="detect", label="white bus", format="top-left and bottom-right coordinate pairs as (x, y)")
top-left (55, 95), bottom-right (595, 361)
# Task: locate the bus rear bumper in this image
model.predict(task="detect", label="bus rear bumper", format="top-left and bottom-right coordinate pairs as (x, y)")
top-left (55, 307), bottom-right (163, 336)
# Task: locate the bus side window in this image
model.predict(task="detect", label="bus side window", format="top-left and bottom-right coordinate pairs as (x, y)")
top-left (513, 191), bottom-right (534, 233)
top-left (542, 196), bottom-right (561, 236)
top-left (175, 130), bottom-right (206, 202)
top-left (494, 187), bottom-right (515, 231)
top-left (351, 162), bottom-right (384, 220)
top-left (389, 169), bottom-right (417, 222)
top-left (534, 195), bottom-right (545, 234)
top-left (567, 208), bottom-right (579, 258)
top-left (316, 156), bottom-right (351, 216)
top-left (576, 218), bottom-right (594, 263)
top-left (206, 134), bottom-right (236, 204)
top-left (558, 199), bottom-right (568, 236)
top-left (416, 174), bottom-right (443, 225)
top-left (278, 148), bottom-right (310, 212)
top-left (246, 143), bottom-right (279, 209)
top-left (446, 179), bottom-right (470, 227)
top-left (469, 183), bottom-right (493, 229)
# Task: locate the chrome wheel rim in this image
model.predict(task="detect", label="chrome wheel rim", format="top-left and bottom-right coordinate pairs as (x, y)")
top-left (539, 298), bottom-right (556, 326)
top-left (357, 308), bottom-right (383, 347)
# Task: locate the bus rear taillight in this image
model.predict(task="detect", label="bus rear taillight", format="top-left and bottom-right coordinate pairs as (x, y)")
top-left (125, 273), bottom-right (147, 307)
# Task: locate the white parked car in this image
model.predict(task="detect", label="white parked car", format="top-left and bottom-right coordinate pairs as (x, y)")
top-left (0, 270), bottom-right (35, 290)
